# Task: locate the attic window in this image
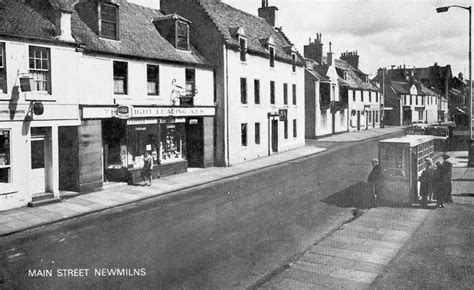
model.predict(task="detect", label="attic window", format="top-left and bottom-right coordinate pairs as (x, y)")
top-left (291, 53), bottom-right (296, 72)
top-left (176, 21), bottom-right (189, 50)
top-left (344, 71), bottom-right (348, 80)
top-left (100, 2), bottom-right (119, 40)
top-left (269, 46), bottom-right (275, 68)
top-left (239, 37), bottom-right (247, 62)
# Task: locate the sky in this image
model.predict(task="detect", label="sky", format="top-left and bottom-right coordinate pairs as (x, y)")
top-left (130, 0), bottom-right (472, 78)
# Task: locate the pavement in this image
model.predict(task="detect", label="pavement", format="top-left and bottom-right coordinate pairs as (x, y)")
top-left (0, 127), bottom-right (405, 237)
top-left (257, 151), bottom-right (474, 289)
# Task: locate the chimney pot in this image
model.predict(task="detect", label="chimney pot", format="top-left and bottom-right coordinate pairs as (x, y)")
top-left (258, 1), bottom-right (278, 27)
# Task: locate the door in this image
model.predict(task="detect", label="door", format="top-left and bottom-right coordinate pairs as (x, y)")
top-left (271, 120), bottom-right (278, 153)
top-left (30, 127), bottom-right (52, 196)
top-left (357, 111), bottom-right (361, 131)
top-left (373, 111), bottom-right (376, 128)
top-left (332, 112), bottom-right (336, 133)
top-left (186, 119), bottom-right (204, 167)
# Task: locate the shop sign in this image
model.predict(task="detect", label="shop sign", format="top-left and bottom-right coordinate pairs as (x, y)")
top-left (116, 105), bottom-right (132, 119)
top-left (82, 106), bottom-right (215, 119)
top-left (279, 109), bottom-right (288, 121)
top-left (189, 119), bottom-right (199, 125)
top-left (127, 119), bottom-right (158, 125)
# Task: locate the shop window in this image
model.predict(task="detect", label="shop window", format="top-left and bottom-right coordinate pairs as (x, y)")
top-left (176, 21), bottom-right (189, 50)
top-left (0, 130), bottom-right (11, 183)
top-left (255, 122), bottom-right (260, 144)
top-left (283, 83), bottom-right (288, 105)
top-left (29, 46), bottom-right (51, 93)
top-left (254, 79), bottom-right (260, 104)
top-left (100, 2), bottom-right (119, 40)
top-left (293, 119), bottom-right (297, 138)
top-left (270, 81), bottom-right (275, 104)
top-left (240, 78), bottom-right (247, 104)
top-left (0, 43), bottom-right (6, 93)
top-left (239, 37), bottom-right (247, 62)
top-left (147, 65), bottom-right (159, 95)
top-left (291, 53), bottom-right (296, 72)
top-left (241, 123), bottom-right (247, 146)
top-left (113, 61), bottom-right (127, 94)
top-left (292, 84), bottom-right (297, 105)
top-left (269, 46), bottom-right (275, 68)
top-left (160, 123), bottom-right (185, 163)
top-left (284, 120), bottom-right (288, 139)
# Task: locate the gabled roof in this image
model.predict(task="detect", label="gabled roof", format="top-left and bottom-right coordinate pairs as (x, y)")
top-left (0, 0), bottom-right (209, 66)
top-left (390, 81), bottom-right (411, 94)
top-left (196, 0), bottom-right (302, 64)
top-left (334, 59), bottom-right (379, 91)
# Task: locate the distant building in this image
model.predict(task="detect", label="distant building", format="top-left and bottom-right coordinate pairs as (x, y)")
top-left (162, 0), bottom-right (306, 166)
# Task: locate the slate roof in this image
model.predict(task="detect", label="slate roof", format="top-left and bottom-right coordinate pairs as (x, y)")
top-left (0, 0), bottom-right (209, 66)
top-left (390, 81), bottom-right (411, 94)
top-left (334, 59), bottom-right (379, 91)
top-left (196, 0), bottom-right (302, 64)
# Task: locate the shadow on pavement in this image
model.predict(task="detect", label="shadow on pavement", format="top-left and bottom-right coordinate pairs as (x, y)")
top-left (321, 182), bottom-right (375, 209)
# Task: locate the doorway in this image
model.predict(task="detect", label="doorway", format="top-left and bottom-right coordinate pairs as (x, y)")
top-left (186, 118), bottom-right (204, 167)
top-left (30, 127), bottom-right (53, 197)
top-left (357, 111), bottom-right (361, 131)
top-left (332, 112), bottom-right (336, 133)
top-left (271, 120), bottom-right (278, 153)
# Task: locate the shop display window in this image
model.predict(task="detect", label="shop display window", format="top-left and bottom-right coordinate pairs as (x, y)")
top-left (160, 123), bottom-right (185, 163)
top-left (126, 124), bottom-right (160, 167)
top-left (0, 130), bottom-right (11, 183)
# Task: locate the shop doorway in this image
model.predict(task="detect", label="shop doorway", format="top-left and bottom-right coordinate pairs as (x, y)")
top-left (30, 127), bottom-right (53, 197)
top-left (271, 120), bottom-right (278, 153)
top-left (186, 118), bottom-right (204, 167)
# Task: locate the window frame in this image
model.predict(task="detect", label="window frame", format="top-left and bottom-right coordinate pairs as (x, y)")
top-left (176, 20), bottom-right (189, 50)
top-left (283, 83), bottom-right (288, 105)
top-left (270, 81), bottom-right (275, 104)
top-left (269, 46), bottom-right (275, 68)
top-left (293, 119), bottom-right (297, 138)
top-left (255, 122), bottom-right (260, 145)
top-left (29, 46), bottom-right (51, 94)
top-left (254, 79), bottom-right (260, 104)
top-left (292, 84), bottom-right (297, 105)
top-left (239, 37), bottom-right (247, 62)
top-left (146, 64), bottom-right (160, 96)
top-left (291, 53), bottom-right (296, 72)
top-left (99, 2), bottom-right (119, 40)
top-left (240, 77), bottom-right (247, 104)
top-left (0, 43), bottom-right (6, 94)
top-left (284, 120), bottom-right (288, 139)
top-left (113, 60), bottom-right (128, 95)
top-left (241, 123), bottom-right (248, 147)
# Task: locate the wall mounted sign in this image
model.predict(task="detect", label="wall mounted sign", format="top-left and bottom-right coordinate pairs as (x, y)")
top-left (279, 109), bottom-right (288, 121)
top-left (116, 104), bottom-right (132, 119)
top-left (82, 106), bottom-right (215, 119)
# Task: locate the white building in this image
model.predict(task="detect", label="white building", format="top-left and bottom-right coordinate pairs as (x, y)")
top-left (161, 0), bottom-right (306, 166)
top-left (0, 0), bottom-right (215, 211)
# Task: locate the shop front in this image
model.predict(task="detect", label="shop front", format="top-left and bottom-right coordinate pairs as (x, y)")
top-left (82, 105), bottom-right (215, 185)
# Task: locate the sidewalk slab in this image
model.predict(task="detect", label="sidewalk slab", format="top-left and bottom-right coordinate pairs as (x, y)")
top-left (259, 207), bottom-right (431, 289)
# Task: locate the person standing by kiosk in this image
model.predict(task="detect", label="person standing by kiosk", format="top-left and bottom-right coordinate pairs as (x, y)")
top-left (419, 158), bottom-right (435, 208)
top-left (368, 159), bottom-right (383, 208)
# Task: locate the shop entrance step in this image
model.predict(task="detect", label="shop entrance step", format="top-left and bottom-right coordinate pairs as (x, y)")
top-left (28, 195), bottom-right (61, 207)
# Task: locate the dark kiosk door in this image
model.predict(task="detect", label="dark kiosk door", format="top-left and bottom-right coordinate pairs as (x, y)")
top-left (271, 120), bottom-right (278, 153)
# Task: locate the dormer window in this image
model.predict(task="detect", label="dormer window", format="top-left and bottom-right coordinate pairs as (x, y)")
top-left (291, 53), bottom-right (296, 72)
top-left (269, 46), bottom-right (275, 68)
top-left (239, 37), bottom-right (247, 62)
top-left (343, 71), bottom-right (348, 80)
top-left (100, 2), bottom-right (119, 40)
top-left (176, 21), bottom-right (189, 50)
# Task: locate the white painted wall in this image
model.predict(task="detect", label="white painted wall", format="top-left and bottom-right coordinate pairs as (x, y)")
top-left (348, 89), bottom-right (380, 131)
top-left (226, 49), bottom-right (305, 165)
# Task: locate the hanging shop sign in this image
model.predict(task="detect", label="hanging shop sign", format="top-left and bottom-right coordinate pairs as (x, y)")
top-left (279, 109), bottom-right (288, 121)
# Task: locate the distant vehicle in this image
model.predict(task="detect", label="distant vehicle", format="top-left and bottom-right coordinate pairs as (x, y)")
top-left (411, 120), bottom-right (428, 128)
top-left (424, 124), bottom-right (451, 151)
top-left (406, 121), bottom-right (427, 135)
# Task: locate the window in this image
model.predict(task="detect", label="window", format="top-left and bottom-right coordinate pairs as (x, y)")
top-left (113, 61), bottom-right (127, 94)
top-left (0, 43), bottom-right (5, 93)
top-left (240, 78), bottom-right (247, 104)
top-left (361, 91), bottom-right (364, 102)
top-left (239, 38), bottom-right (247, 62)
top-left (176, 21), bottom-right (189, 50)
top-left (418, 110), bottom-right (423, 121)
top-left (369, 92), bottom-right (372, 103)
top-left (269, 46), bottom-right (275, 68)
top-left (29, 46), bottom-right (51, 93)
top-left (0, 129), bottom-right (11, 183)
top-left (422, 96), bottom-right (425, 106)
top-left (416, 95), bottom-right (418, 105)
top-left (147, 65), bottom-right (159, 95)
top-left (368, 111), bottom-right (372, 123)
top-left (284, 120), bottom-right (288, 139)
top-left (291, 53), bottom-right (296, 72)
top-left (293, 119), bottom-right (297, 138)
top-left (292, 84), bottom-right (297, 105)
top-left (254, 79), bottom-right (260, 104)
top-left (182, 68), bottom-right (195, 106)
top-left (255, 122), bottom-right (260, 144)
top-left (404, 95), bottom-right (407, 105)
top-left (283, 83), bottom-right (288, 105)
top-left (352, 90), bottom-right (356, 102)
top-left (375, 111), bottom-right (379, 123)
top-left (331, 85), bottom-right (336, 101)
top-left (241, 123), bottom-right (247, 146)
top-left (375, 92), bottom-right (378, 103)
top-left (100, 2), bottom-right (119, 40)
top-left (270, 81), bottom-right (275, 104)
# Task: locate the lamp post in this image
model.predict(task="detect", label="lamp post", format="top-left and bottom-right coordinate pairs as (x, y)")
top-left (437, 5), bottom-right (473, 167)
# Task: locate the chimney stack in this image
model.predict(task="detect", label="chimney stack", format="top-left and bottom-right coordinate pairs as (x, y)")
top-left (340, 50), bottom-right (359, 69)
top-left (304, 33), bottom-right (323, 63)
top-left (258, 0), bottom-right (279, 27)
top-left (55, 9), bottom-right (74, 42)
top-left (327, 41), bottom-right (334, 66)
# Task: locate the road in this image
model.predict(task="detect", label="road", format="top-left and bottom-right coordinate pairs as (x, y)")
top-left (1, 138), bottom-right (386, 289)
